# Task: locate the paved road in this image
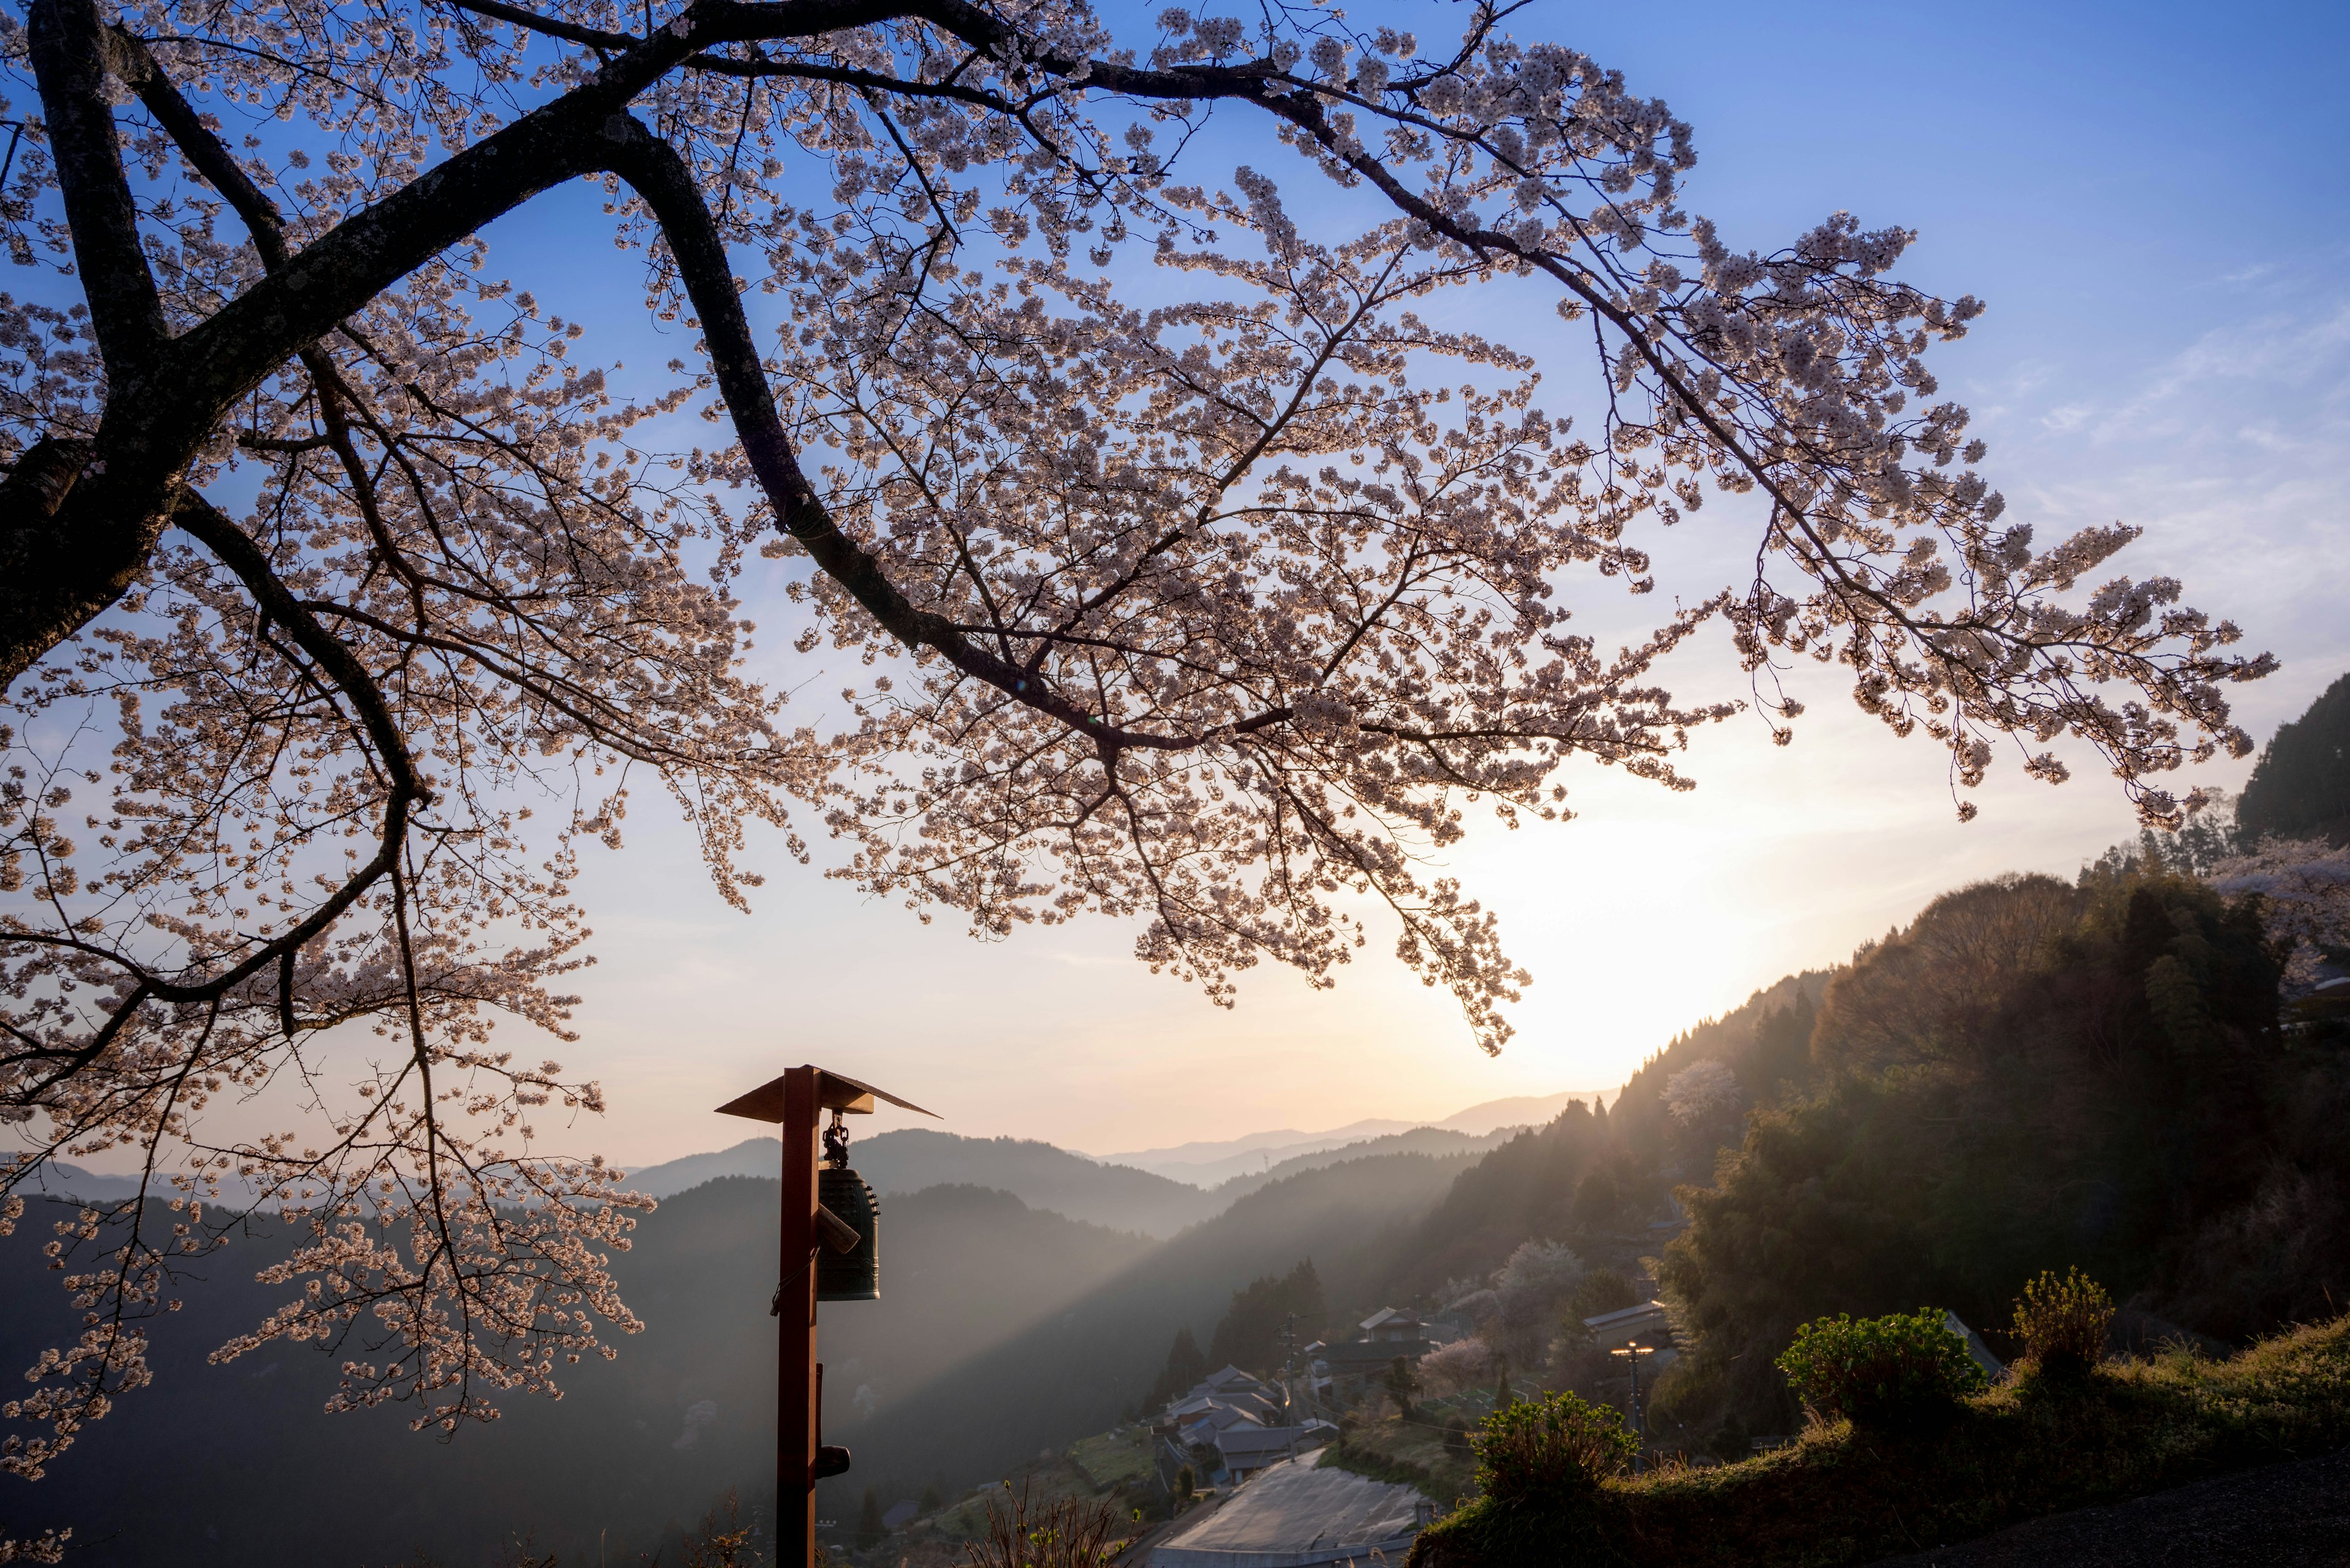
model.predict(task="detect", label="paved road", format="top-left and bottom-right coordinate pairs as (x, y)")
top-left (1865, 1449), bottom-right (2350, 1567)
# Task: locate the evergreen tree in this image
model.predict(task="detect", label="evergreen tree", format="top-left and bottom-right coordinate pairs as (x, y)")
top-left (1570, 1168), bottom-right (1622, 1234)
top-left (1747, 991), bottom-right (1818, 1105)
top-left (857, 1487), bottom-right (885, 1550)
top-left (1207, 1260), bottom-right (1327, 1375)
top-left (1568, 1269), bottom-right (1641, 1325)
top-left (1146, 1325), bottom-right (1209, 1411)
top-left (919, 1482), bottom-right (942, 1515)
top-left (2239, 671), bottom-right (2350, 845)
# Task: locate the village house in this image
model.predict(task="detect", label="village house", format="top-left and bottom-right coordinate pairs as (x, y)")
top-left (1212, 1417), bottom-right (1338, 1482)
top-left (1581, 1299), bottom-right (1676, 1354)
top-left (1154, 1365), bottom-right (1330, 1488)
top-left (1307, 1309), bottom-right (1436, 1406)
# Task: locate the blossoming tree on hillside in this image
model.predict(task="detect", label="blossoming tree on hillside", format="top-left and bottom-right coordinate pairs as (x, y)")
top-left (0, 0), bottom-right (2272, 1543)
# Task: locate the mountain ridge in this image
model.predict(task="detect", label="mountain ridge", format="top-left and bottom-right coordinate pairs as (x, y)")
top-left (1095, 1089), bottom-right (1613, 1184)
top-left (619, 1122), bottom-right (1534, 1236)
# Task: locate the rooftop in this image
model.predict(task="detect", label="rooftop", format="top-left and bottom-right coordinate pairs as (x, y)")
top-left (1148, 1450), bottom-right (1425, 1568)
top-left (1214, 1424), bottom-right (1327, 1462)
top-left (1359, 1307), bottom-right (1424, 1333)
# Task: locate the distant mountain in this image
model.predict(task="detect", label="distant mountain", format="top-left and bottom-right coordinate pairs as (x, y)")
top-left (1209, 1125), bottom-right (1524, 1204)
top-left (1438, 1091), bottom-right (1611, 1136)
top-left (624, 1129), bottom-right (1219, 1237)
top-left (619, 1135), bottom-right (783, 1195)
top-left (0, 1053), bottom-right (1704, 1561)
top-left (1099, 1090), bottom-right (1611, 1186)
top-left (1107, 1120), bottom-right (1422, 1184)
top-left (8, 1162), bottom-right (147, 1201)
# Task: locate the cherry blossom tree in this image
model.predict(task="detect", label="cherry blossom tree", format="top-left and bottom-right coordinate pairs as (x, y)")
top-left (0, 0), bottom-right (2274, 1547)
top-left (1417, 1334), bottom-right (1496, 1398)
top-left (2209, 838), bottom-right (2350, 993)
top-left (1662, 1058), bottom-right (1739, 1129)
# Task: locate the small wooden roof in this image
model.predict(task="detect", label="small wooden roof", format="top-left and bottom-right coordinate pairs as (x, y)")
top-left (714, 1067), bottom-right (938, 1122)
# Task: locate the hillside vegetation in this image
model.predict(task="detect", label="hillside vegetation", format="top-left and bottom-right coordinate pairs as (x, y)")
top-left (2238, 668), bottom-right (2350, 844)
top-left (1409, 1315), bottom-right (2350, 1568)
top-left (1654, 866), bottom-right (2350, 1446)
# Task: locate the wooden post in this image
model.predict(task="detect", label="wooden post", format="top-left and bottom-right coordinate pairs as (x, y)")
top-left (715, 1064), bottom-right (934, 1565)
top-left (780, 1066), bottom-right (819, 1566)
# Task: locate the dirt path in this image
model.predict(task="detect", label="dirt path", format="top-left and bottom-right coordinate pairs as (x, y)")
top-left (1864, 1448), bottom-right (2350, 1566)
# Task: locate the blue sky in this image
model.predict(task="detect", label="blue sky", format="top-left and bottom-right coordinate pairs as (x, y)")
top-left (100, 0), bottom-right (2350, 1167)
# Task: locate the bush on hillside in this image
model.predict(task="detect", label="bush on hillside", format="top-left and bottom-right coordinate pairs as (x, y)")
top-left (1775, 1309), bottom-right (1987, 1427)
top-left (966, 1483), bottom-right (1128, 1568)
top-left (1473, 1391), bottom-right (1636, 1504)
top-left (2012, 1267), bottom-right (2113, 1379)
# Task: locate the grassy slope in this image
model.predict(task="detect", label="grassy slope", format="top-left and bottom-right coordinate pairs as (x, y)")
top-left (1409, 1316), bottom-right (2350, 1568)
top-left (1321, 1414), bottom-right (1475, 1503)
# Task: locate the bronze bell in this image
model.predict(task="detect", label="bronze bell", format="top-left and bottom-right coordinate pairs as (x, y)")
top-left (815, 1115), bottom-right (879, 1301)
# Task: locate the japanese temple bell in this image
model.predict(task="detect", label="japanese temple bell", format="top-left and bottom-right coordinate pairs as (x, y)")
top-left (815, 1112), bottom-right (880, 1301)
top-left (712, 1066), bottom-right (935, 1302)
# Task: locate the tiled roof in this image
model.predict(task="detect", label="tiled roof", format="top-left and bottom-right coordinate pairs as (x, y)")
top-left (1359, 1307), bottom-right (1422, 1332)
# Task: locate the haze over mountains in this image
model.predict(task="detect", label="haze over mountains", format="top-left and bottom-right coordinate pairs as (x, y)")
top-left (20, 1089), bottom-right (1616, 1239)
top-left (1096, 1091), bottom-right (1612, 1185)
top-left (617, 1090), bottom-right (1606, 1235)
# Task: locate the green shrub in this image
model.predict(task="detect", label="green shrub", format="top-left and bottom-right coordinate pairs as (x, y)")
top-left (1472, 1391), bottom-right (1636, 1504)
top-left (2012, 1267), bottom-right (2113, 1378)
top-left (1775, 1309), bottom-right (1988, 1427)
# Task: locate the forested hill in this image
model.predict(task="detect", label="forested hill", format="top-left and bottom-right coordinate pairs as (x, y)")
top-left (2238, 668), bottom-right (2350, 843)
top-left (1653, 863), bottom-right (2350, 1446)
top-left (1372, 971), bottom-right (1828, 1305)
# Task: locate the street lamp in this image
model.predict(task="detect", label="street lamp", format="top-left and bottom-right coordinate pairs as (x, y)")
top-left (716, 1066), bottom-right (936, 1567)
top-left (1608, 1343), bottom-right (1657, 1476)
